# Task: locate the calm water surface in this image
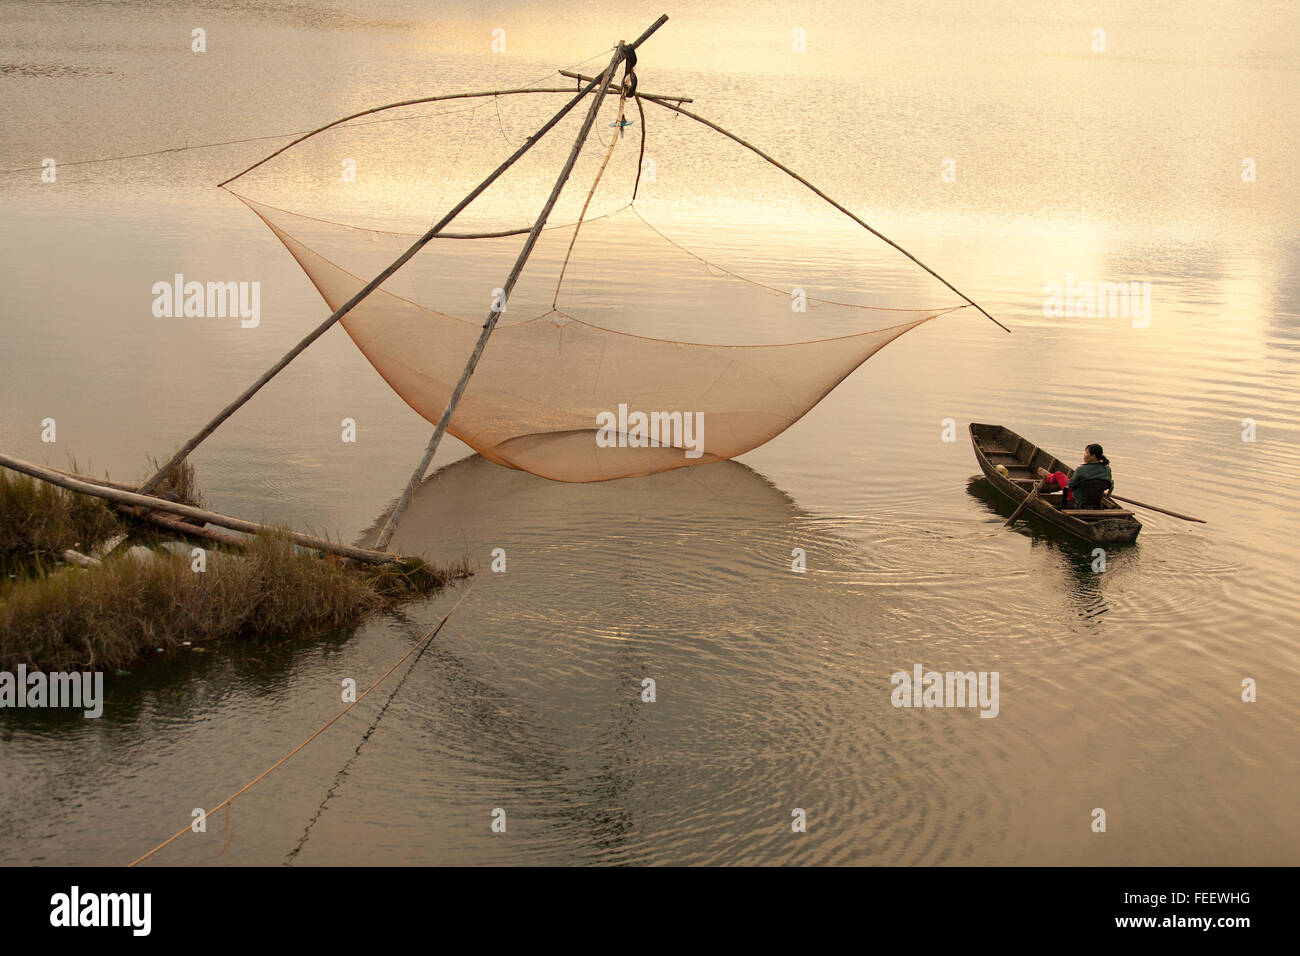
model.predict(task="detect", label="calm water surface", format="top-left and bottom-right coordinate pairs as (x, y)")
top-left (1, 0), bottom-right (1297, 865)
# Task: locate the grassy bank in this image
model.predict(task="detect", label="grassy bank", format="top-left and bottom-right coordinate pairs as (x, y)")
top-left (0, 469), bottom-right (119, 560)
top-left (0, 463), bottom-right (198, 562)
top-left (0, 469), bottom-right (470, 672)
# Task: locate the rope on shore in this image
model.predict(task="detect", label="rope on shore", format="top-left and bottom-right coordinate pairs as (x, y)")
top-left (127, 581), bottom-right (476, 867)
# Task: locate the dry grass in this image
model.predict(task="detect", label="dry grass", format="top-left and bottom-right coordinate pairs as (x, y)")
top-left (361, 553), bottom-right (472, 597)
top-left (0, 532), bottom-right (467, 672)
top-left (0, 465), bottom-right (471, 671)
top-left (143, 457), bottom-right (201, 506)
top-left (0, 470), bottom-right (120, 559)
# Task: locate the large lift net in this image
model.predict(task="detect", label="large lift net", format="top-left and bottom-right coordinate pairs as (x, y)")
top-left (228, 80), bottom-right (969, 482)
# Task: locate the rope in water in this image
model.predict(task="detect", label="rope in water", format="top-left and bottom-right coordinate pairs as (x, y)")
top-left (127, 581), bottom-right (476, 867)
top-left (285, 603), bottom-right (448, 862)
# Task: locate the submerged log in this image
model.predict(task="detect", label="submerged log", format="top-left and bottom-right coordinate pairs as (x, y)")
top-left (117, 507), bottom-right (252, 551)
top-left (61, 549), bottom-right (101, 568)
top-left (91, 533), bottom-right (129, 558)
top-left (0, 453), bottom-right (397, 564)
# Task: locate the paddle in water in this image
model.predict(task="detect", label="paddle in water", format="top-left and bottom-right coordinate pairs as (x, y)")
top-left (1004, 481), bottom-right (1042, 528)
top-left (1105, 493), bottom-right (1206, 523)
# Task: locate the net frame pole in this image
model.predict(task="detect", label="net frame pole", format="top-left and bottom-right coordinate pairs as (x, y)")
top-left (635, 96), bottom-right (1010, 334)
top-left (218, 84), bottom-right (691, 189)
top-left (374, 17), bottom-right (668, 550)
top-left (139, 47), bottom-right (654, 496)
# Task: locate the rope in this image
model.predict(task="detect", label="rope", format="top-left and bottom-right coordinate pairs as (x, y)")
top-left (493, 95), bottom-right (521, 148)
top-left (0, 105), bottom-right (490, 177)
top-left (626, 204), bottom-right (957, 313)
top-left (552, 84), bottom-right (630, 308)
top-left (285, 606), bottom-right (441, 862)
top-left (127, 581), bottom-right (476, 867)
top-left (632, 95), bottom-right (648, 200)
top-left (1, 46), bottom-right (620, 179)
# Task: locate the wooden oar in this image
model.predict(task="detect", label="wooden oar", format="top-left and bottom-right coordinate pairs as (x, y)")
top-left (1106, 493), bottom-right (1206, 524)
top-left (1004, 479), bottom-right (1042, 527)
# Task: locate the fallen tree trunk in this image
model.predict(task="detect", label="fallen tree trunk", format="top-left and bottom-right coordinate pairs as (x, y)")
top-left (117, 507), bottom-right (253, 551)
top-left (0, 453), bottom-right (397, 564)
top-left (47, 468), bottom-right (142, 494)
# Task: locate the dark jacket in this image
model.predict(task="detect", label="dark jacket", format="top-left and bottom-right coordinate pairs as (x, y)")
top-left (1068, 460), bottom-right (1113, 491)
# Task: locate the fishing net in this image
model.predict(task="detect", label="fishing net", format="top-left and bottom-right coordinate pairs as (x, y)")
top-left (228, 82), bottom-right (966, 482)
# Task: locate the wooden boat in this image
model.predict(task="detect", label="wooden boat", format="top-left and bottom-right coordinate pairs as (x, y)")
top-left (969, 423), bottom-right (1141, 543)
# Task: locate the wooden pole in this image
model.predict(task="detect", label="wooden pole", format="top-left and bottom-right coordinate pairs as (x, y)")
top-left (1004, 480), bottom-right (1042, 528)
top-left (45, 467), bottom-right (142, 494)
top-left (0, 453), bottom-right (398, 564)
top-left (557, 69), bottom-right (692, 102)
top-left (1107, 493), bottom-right (1206, 524)
top-left (121, 507), bottom-right (256, 549)
top-left (640, 97), bottom-right (1011, 334)
top-left (374, 19), bottom-right (669, 551)
top-left (218, 84), bottom-right (688, 189)
top-left (140, 63), bottom-right (640, 496)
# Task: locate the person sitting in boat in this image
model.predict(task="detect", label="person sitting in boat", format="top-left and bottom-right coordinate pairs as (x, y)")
top-left (1037, 444), bottom-right (1113, 509)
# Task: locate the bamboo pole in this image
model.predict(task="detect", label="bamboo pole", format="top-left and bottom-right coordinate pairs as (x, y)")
top-left (46, 468), bottom-right (142, 494)
top-left (374, 20), bottom-right (668, 551)
top-left (557, 69), bottom-right (692, 102)
top-left (140, 63), bottom-right (636, 496)
top-left (121, 507), bottom-right (256, 549)
top-left (0, 453), bottom-right (397, 564)
top-left (640, 97), bottom-right (1011, 334)
top-left (218, 84), bottom-right (688, 189)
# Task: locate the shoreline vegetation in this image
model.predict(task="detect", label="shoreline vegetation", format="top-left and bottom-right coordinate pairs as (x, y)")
top-left (0, 464), bottom-right (470, 672)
